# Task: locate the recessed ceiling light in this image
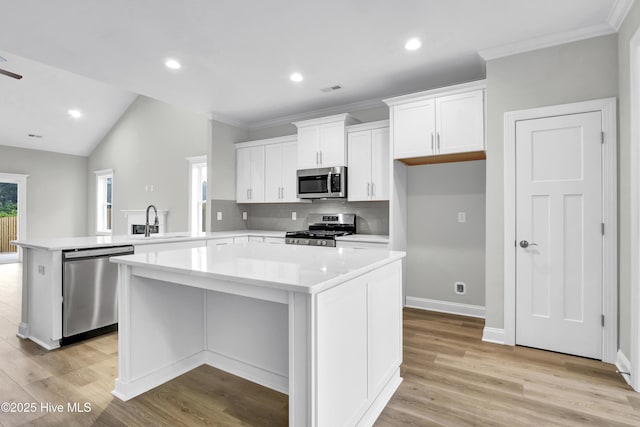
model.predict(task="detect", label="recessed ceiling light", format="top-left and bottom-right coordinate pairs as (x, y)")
top-left (68, 109), bottom-right (83, 119)
top-left (405, 38), bottom-right (422, 51)
top-left (290, 72), bottom-right (304, 82)
top-left (165, 59), bottom-right (182, 70)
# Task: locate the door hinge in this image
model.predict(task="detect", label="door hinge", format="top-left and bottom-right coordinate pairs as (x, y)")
top-left (601, 131), bottom-right (605, 144)
top-left (601, 223), bottom-right (605, 235)
top-left (601, 314), bottom-right (605, 327)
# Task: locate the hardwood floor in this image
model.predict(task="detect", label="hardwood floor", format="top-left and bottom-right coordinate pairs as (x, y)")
top-left (0, 263), bottom-right (638, 426)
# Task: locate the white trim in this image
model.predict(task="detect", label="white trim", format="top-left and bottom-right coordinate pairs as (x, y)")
top-left (93, 168), bottom-right (113, 176)
top-left (204, 350), bottom-right (288, 394)
top-left (630, 27), bottom-right (640, 392)
top-left (405, 296), bottom-right (485, 318)
top-left (292, 113), bottom-right (359, 128)
top-left (503, 98), bottom-right (618, 364)
top-left (187, 155), bottom-right (207, 233)
top-left (383, 80), bottom-right (486, 106)
top-left (0, 172), bottom-right (28, 262)
top-left (249, 97), bottom-right (384, 130)
top-left (346, 120), bottom-right (390, 133)
top-left (186, 155), bottom-right (207, 164)
top-left (608, 0), bottom-right (636, 31)
top-left (616, 349), bottom-right (632, 386)
top-left (95, 170), bottom-right (114, 235)
top-left (207, 112), bottom-right (249, 129)
top-left (478, 23), bottom-right (616, 61)
top-left (355, 368), bottom-right (402, 427)
top-left (235, 134), bottom-right (297, 149)
top-left (482, 327), bottom-right (505, 345)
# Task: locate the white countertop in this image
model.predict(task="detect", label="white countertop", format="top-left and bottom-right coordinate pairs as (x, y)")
top-left (335, 234), bottom-right (389, 244)
top-left (12, 230), bottom-right (286, 251)
top-left (111, 243), bottom-right (405, 294)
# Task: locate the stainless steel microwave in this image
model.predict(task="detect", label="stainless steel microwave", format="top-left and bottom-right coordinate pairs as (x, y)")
top-left (297, 166), bottom-right (347, 199)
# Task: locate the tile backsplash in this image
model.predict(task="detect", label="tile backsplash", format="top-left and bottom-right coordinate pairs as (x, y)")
top-left (241, 200), bottom-right (389, 235)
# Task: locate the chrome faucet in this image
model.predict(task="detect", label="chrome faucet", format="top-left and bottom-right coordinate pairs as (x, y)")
top-left (145, 205), bottom-right (159, 237)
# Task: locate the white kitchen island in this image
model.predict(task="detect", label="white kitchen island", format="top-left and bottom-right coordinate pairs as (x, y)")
top-left (110, 243), bottom-right (405, 427)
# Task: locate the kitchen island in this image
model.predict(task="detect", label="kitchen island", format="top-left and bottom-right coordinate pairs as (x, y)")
top-left (110, 243), bottom-right (405, 427)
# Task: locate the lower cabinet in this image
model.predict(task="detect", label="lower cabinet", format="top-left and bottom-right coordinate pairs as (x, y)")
top-left (264, 237), bottom-right (285, 244)
top-left (134, 240), bottom-right (206, 253)
top-left (206, 237), bottom-right (235, 247)
top-left (336, 240), bottom-right (389, 250)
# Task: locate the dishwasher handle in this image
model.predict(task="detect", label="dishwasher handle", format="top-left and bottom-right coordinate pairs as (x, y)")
top-left (63, 245), bottom-right (135, 260)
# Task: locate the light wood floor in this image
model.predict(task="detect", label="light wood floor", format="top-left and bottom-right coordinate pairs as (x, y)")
top-left (0, 263), bottom-right (638, 426)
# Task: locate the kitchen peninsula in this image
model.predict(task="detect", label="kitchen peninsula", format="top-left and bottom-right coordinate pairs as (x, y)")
top-left (110, 242), bottom-right (404, 427)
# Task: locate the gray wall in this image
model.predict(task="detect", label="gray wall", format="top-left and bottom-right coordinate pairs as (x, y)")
top-left (484, 34), bottom-right (619, 330)
top-left (87, 96), bottom-right (209, 235)
top-left (617, 2), bottom-right (640, 358)
top-left (407, 161), bottom-right (486, 306)
top-left (0, 145), bottom-right (87, 239)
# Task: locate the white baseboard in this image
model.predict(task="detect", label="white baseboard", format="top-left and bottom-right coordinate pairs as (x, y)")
top-left (482, 327), bottom-right (506, 345)
top-left (405, 296), bottom-right (485, 318)
top-left (205, 351), bottom-right (288, 394)
top-left (616, 349), bottom-right (632, 386)
top-left (356, 368), bottom-right (402, 427)
top-left (17, 322), bottom-right (29, 339)
top-left (112, 351), bottom-right (205, 401)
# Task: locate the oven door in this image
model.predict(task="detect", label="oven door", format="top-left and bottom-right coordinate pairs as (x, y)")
top-left (297, 167), bottom-right (346, 198)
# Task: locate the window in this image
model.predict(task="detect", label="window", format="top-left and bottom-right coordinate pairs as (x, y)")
top-left (188, 156), bottom-right (207, 232)
top-left (95, 169), bottom-right (113, 235)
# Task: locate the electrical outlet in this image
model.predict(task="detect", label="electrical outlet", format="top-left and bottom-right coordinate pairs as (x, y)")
top-left (458, 212), bottom-right (466, 223)
top-left (292, 212), bottom-right (297, 220)
top-left (455, 282), bottom-right (466, 295)
top-left (216, 211), bottom-right (222, 221)
top-left (242, 212), bottom-right (248, 220)
top-left (38, 265), bottom-right (45, 275)
top-left (150, 184), bottom-right (154, 192)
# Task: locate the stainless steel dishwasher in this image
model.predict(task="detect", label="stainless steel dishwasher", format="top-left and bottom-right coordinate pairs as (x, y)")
top-left (61, 245), bottom-right (134, 345)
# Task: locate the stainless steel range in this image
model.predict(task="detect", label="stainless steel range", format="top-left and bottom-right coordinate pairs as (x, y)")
top-left (285, 213), bottom-right (356, 247)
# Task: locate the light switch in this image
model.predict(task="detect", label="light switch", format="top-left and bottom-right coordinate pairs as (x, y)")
top-left (292, 212), bottom-right (297, 220)
top-left (216, 211), bottom-right (223, 221)
top-left (38, 265), bottom-right (45, 275)
top-left (458, 212), bottom-right (466, 223)
top-left (242, 212), bottom-right (248, 220)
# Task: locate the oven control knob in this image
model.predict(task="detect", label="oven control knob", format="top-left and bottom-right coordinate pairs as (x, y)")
top-left (321, 241), bottom-right (326, 246)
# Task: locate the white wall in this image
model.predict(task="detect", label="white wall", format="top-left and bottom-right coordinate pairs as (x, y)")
top-left (87, 96), bottom-right (209, 235)
top-left (407, 161), bottom-right (485, 306)
top-left (484, 35), bottom-right (618, 332)
top-left (0, 145), bottom-right (87, 239)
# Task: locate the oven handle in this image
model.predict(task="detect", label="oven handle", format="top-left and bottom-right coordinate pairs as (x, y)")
top-left (327, 170), bottom-right (333, 196)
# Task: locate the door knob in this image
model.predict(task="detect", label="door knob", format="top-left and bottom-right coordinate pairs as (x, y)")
top-left (519, 240), bottom-right (538, 248)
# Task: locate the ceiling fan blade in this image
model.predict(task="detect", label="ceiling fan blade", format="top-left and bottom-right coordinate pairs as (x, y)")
top-left (0, 68), bottom-right (23, 80)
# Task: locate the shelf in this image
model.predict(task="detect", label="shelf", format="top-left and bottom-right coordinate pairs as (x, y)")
top-left (398, 150), bottom-right (486, 166)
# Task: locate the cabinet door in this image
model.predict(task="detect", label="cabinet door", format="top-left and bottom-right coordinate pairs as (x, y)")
top-left (347, 130), bottom-right (372, 201)
top-left (249, 146), bottom-right (265, 202)
top-left (435, 90), bottom-right (484, 155)
top-left (393, 98), bottom-right (436, 159)
top-left (319, 122), bottom-right (346, 167)
top-left (280, 140), bottom-right (299, 202)
top-left (236, 147), bottom-right (252, 203)
top-left (264, 144), bottom-right (283, 202)
top-left (371, 128), bottom-right (389, 201)
top-left (297, 126), bottom-right (320, 169)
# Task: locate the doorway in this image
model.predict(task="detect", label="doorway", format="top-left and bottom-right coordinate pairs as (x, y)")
top-left (503, 98), bottom-right (617, 364)
top-left (0, 173), bottom-right (27, 263)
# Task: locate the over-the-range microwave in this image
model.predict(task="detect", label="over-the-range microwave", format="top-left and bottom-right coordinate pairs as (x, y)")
top-left (297, 166), bottom-right (347, 199)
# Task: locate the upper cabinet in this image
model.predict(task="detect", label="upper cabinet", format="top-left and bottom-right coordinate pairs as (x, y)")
top-left (294, 113), bottom-right (360, 169)
top-left (384, 81), bottom-right (486, 165)
top-left (236, 135), bottom-right (305, 204)
top-left (347, 121), bottom-right (389, 201)
top-left (236, 145), bottom-right (265, 203)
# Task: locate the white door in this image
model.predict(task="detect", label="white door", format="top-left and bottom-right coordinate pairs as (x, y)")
top-left (435, 90), bottom-right (485, 155)
top-left (249, 146), bottom-right (265, 202)
top-left (297, 126), bottom-right (320, 169)
top-left (236, 147), bottom-right (252, 202)
top-left (264, 143), bottom-right (283, 202)
top-left (347, 130), bottom-right (372, 201)
top-left (392, 99), bottom-right (435, 159)
top-left (319, 122), bottom-right (346, 167)
top-left (515, 111), bottom-right (603, 359)
top-left (280, 141), bottom-right (298, 202)
top-left (371, 127), bottom-right (389, 201)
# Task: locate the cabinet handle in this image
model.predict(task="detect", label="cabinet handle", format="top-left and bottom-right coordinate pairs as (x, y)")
top-left (319, 151), bottom-right (322, 164)
top-left (367, 182), bottom-right (371, 197)
top-left (279, 187), bottom-right (283, 199)
top-left (246, 189), bottom-right (249, 200)
top-left (371, 182), bottom-right (375, 198)
top-left (316, 151), bottom-right (319, 165)
top-left (437, 132), bottom-right (441, 153)
top-left (431, 132), bottom-right (435, 153)
top-left (249, 188), bottom-right (252, 200)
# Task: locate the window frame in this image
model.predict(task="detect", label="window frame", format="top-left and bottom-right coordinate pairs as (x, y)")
top-left (187, 156), bottom-right (207, 233)
top-left (95, 169), bottom-right (114, 235)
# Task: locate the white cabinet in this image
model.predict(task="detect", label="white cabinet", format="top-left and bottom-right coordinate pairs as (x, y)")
top-left (336, 240), bottom-right (389, 250)
top-left (347, 121), bottom-right (389, 201)
top-left (264, 237), bottom-right (285, 244)
top-left (386, 84), bottom-right (485, 161)
top-left (265, 140), bottom-right (298, 202)
top-left (207, 237), bottom-right (235, 247)
top-left (294, 113), bottom-right (359, 169)
top-left (134, 239), bottom-right (206, 253)
top-left (236, 146), bottom-right (265, 203)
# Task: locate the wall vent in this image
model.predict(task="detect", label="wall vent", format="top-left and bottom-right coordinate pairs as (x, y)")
top-left (321, 85), bottom-right (343, 93)
top-left (28, 133), bottom-right (43, 138)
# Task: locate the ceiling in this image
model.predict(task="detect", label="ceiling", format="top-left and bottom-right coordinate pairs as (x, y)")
top-left (0, 0), bottom-right (630, 156)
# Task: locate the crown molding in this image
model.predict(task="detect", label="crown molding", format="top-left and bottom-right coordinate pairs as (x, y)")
top-left (206, 112), bottom-right (249, 129)
top-left (248, 97), bottom-right (385, 130)
top-left (608, 0), bottom-right (636, 31)
top-left (478, 23), bottom-right (616, 61)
